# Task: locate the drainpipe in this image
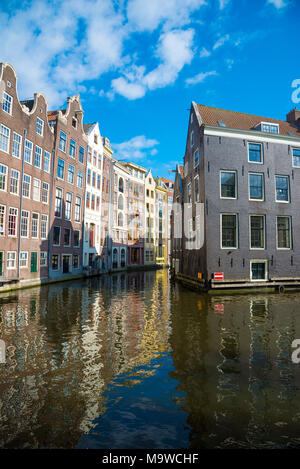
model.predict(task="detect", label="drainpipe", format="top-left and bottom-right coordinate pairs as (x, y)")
top-left (17, 129), bottom-right (26, 279)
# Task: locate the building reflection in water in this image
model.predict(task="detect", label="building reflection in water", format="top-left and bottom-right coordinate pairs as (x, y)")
top-left (1, 273), bottom-right (300, 448)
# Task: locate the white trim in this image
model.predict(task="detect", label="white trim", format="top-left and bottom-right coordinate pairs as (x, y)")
top-left (292, 147), bottom-right (300, 168)
top-left (250, 259), bottom-right (268, 282)
top-left (249, 214), bottom-right (266, 250)
top-left (276, 215), bottom-right (292, 250)
top-left (220, 213), bottom-right (238, 249)
top-left (247, 141), bottom-right (263, 164)
top-left (275, 174), bottom-right (290, 203)
top-left (220, 170), bottom-right (237, 200)
top-left (204, 127), bottom-right (300, 147)
top-left (248, 172), bottom-right (264, 201)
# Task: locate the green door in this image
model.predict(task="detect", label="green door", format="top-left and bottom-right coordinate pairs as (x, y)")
top-left (31, 252), bottom-right (37, 273)
top-left (0, 252), bottom-right (3, 276)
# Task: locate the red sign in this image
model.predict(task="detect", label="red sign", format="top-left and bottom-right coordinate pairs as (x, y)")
top-left (214, 304), bottom-right (224, 313)
top-left (214, 272), bottom-right (224, 280)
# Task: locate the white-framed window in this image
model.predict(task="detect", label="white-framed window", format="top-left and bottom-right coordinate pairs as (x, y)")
top-left (275, 175), bottom-right (290, 203)
top-left (2, 91), bottom-right (13, 114)
top-left (69, 139), bottom-right (76, 158)
top-left (24, 139), bottom-right (33, 164)
top-left (12, 132), bottom-right (22, 158)
top-left (57, 158), bottom-right (64, 179)
top-left (40, 251), bottom-right (47, 267)
top-left (34, 145), bottom-right (42, 168)
top-left (22, 174), bottom-right (31, 198)
top-left (248, 142), bottom-right (263, 164)
top-left (0, 124), bottom-right (10, 153)
top-left (44, 150), bottom-right (51, 172)
top-left (250, 215), bottom-right (265, 250)
top-left (65, 192), bottom-right (72, 220)
top-left (10, 169), bottom-right (19, 195)
top-left (194, 175), bottom-right (199, 203)
top-left (250, 260), bottom-right (268, 281)
top-left (55, 188), bottom-right (62, 217)
top-left (33, 178), bottom-right (41, 201)
top-left (221, 213), bottom-right (238, 249)
top-left (36, 117), bottom-right (44, 136)
top-left (220, 171), bottom-right (237, 199)
top-left (249, 172), bottom-right (264, 201)
top-left (51, 254), bottom-right (59, 271)
top-left (19, 251), bottom-right (28, 268)
top-left (59, 131), bottom-right (67, 152)
top-left (67, 164), bottom-right (74, 184)
top-left (7, 251), bottom-right (16, 269)
top-left (194, 149), bottom-right (199, 167)
top-left (77, 170), bottom-right (83, 188)
top-left (41, 214), bottom-right (48, 239)
top-left (31, 212), bottom-right (39, 238)
top-left (260, 122), bottom-right (279, 134)
top-left (0, 164), bottom-right (8, 191)
top-left (0, 205), bottom-right (5, 236)
top-left (276, 216), bottom-right (292, 250)
top-left (75, 196), bottom-right (81, 222)
top-left (42, 182), bottom-right (49, 204)
top-left (292, 148), bottom-right (300, 168)
top-left (8, 208), bottom-right (18, 236)
top-left (21, 210), bottom-right (29, 237)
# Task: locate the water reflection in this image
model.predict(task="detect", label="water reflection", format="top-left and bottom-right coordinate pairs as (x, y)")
top-left (1, 272), bottom-right (300, 448)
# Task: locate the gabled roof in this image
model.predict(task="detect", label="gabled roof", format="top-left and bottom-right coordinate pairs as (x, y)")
top-left (47, 110), bottom-right (65, 122)
top-left (196, 104), bottom-right (300, 138)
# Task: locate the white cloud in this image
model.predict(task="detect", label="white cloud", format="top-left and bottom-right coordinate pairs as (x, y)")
top-left (267, 0), bottom-right (287, 8)
top-left (185, 70), bottom-right (217, 86)
top-left (213, 34), bottom-right (230, 50)
top-left (111, 77), bottom-right (146, 100)
top-left (219, 0), bottom-right (230, 9)
top-left (199, 47), bottom-right (211, 58)
top-left (112, 135), bottom-right (159, 161)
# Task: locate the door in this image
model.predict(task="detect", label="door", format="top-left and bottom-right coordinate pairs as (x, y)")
top-left (30, 252), bottom-right (37, 273)
top-left (0, 252), bottom-right (3, 276)
top-left (63, 255), bottom-right (70, 273)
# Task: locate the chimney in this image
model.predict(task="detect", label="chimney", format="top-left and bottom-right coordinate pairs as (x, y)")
top-left (286, 108), bottom-right (300, 127)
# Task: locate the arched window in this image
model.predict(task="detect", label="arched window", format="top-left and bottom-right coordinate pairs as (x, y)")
top-left (118, 194), bottom-right (124, 210)
top-left (119, 178), bottom-right (124, 193)
top-left (121, 248), bottom-right (126, 267)
top-left (118, 212), bottom-right (123, 227)
top-left (113, 248), bottom-right (118, 268)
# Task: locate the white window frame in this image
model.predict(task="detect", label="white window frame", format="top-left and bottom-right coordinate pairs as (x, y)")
top-left (249, 214), bottom-right (266, 250)
top-left (34, 145), bottom-right (42, 168)
top-left (12, 132), bottom-right (22, 158)
top-left (275, 175), bottom-right (290, 204)
top-left (36, 117), bottom-right (44, 136)
top-left (43, 150), bottom-right (51, 173)
top-left (22, 174), bottom-right (31, 198)
top-left (33, 178), bottom-right (41, 201)
top-left (40, 251), bottom-right (47, 267)
top-left (31, 212), bottom-right (39, 239)
top-left (2, 91), bottom-right (13, 115)
top-left (41, 214), bottom-right (48, 239)
top-left (21, 210), bottom-right (29, 238)
top-left (248, 172), bottom-right (264, 201)
top-left (220, 213), bottom-right (238, 250)
top-left (0, 164), bottom-right (8, 191)
top-left (220, 170), bottom-right (237, 200)
top-left (42, 182), bottom-right (49, 204)
top-left (250, 259), bottom-right (268, 282)
top-left (248, 142), bottom-right (263, 164)
top-left (24, 139), bottom-right (33, 164)
top-left (0, 205), bottom-right (6, 236)
top-left (7, 251), bottom-right (16, 269)
top-left (194, 149), bottom-right (199, 168)
top-left (8, 207), bottom-right (18, 237)
top-left (0, 124), bottom-right (10, 154)
top-left (194, 175), bottom-right (200, 203)
top-left (292, 148), bottom-right (300, 168)
top-left (276, 216), bottom-right (292, 250)
top-left (19, 251), bottom-right (28, 268)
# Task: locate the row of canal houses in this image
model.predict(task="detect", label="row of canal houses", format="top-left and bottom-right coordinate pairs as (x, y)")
top-left (0, 62), bottom-right (172, 290)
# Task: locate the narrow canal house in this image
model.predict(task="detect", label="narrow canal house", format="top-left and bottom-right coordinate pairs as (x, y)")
top-left (155, 177), bottom-right (169, 266)
top-left (171, 102), bottom-right (300, 291)
top-left (0, 62), bottom-right (53, 287)
top-left (47, 96), bottom-right (87, 278)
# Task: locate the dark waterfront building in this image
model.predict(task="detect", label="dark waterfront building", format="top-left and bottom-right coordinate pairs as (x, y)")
top-left (171, 102), bottom-right (300, 291)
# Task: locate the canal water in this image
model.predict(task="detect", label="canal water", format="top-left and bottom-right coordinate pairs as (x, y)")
top-left (1, 269), bottom-right (300, 449)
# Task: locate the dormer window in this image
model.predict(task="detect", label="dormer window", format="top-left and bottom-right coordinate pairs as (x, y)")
top-left (72, 117), bottom-right (77, 129)
top-left (218, 121), bottom-right (226, 127)
top-left (256, 122), bottom-right (279, 134)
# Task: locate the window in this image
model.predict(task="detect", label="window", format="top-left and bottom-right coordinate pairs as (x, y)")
top-left (87, 146), bottom-right (92, 163)
top-left (57, 158), bottom-right (65, 179)
top-left (55, 188), bottom-right (62, 217)
top-left (92, 172), bottom-right (96, 187)
top-left (31, 213), bottom-right (39, 238)
top-left (22, 174), bottom-right (31, 198)
top-left (10, 169), bottom-right (19, 195)
top-left (41, 214), bottom-right (48, 239)
top-left (40, 252), bottom-right (47, 267)
top-left (2, 91), bottom-right (12, 114)
top-left (194, 176), bottom-right (199, 202)
top-left (69, 139), bottom-right (76, 158)
top-left (33, 178), bottom-right (41, 201)
top-left (91, 194), bottom-right (95, 210)
top-left (19, 252), bottom-right (28, 268)
top-left (59, 131), bottom-right (67, 152)
top-left (187, 183), bottom-right (192, 204)
top-left (12, 132), bottom-right (22, 158)
top-left (260, 122), bottom-right (279, 134)
top-left (73, 254), bottom-right (79, 269)
top-left (275, 175), bottom-right (289, 202)
top-left (74, 230), bottom-right (80, 247)
top-left (97, 174), bottom-right (101, 189)
top-left (75, 196), bottom-right (81, 222)
top-left (42, 182), bottom-right (49, 203)
top-left (248, 143), bottom-right (262, 163)
top-left (72, 117), bottom-right (77, 129)
top-left (118, 212), bottom-right (123, 227)
top-left (21, 210), bottom-right (29, 237)
top-left (77, 170), bottom-right (83, 188)
top-left (79, 146), bottom-right (85, 164)
top-left (194, 150), bottom-right (199, 167)
top-left (44, 151), bottom-right (51, 172)
top-left (7, 251), bottom-right (16, 269)
top-left (250, 215), bottom-right (265, 249)
top-left (24, 139), bottom-right (33, 164)
top-left (292, 148), bottom-right (300, 167)
top-left (34, 145), bottom-right (42, 168)
top-left (36, 117), bottom-right (44, 136)
top-left (53, 226), bottom-right (60, 245)
top-left (68, 164), bottom-right (74, 184)
top-left (220, 171), bottom-right (237, 199)
top-left (87, 169), bottom-right (91, 185)
top-left (52, 254), bottom-right (59, 270)
top-left (0, 164), bottom-right (8, 191)
top-left (93, 151), bottom-right (97, 166)
top-left (119, 178), bottom-right (124, 193)
top-left (64, 228), bottom-right (71, 246)
top-left (65, 192), bottom-right (72, 220)
top-left (86, 192), bottom-right (90, 208)
top-left (277, 216), bottom-right (291, 249)
top-left (8, 208), bottom-right (18, 236)
top-left (251, 260), bottom-right (268, 281)
top-left (249, 173), bottom-right (264, 200)
top-left (118, 194), bottom-right (124, 210)
top-left (190, 131), bottom-right (194, 147)
top-left (0, 205), bottom-right (5, 236)
top-left (0, 124), bottom-right (10, 153)
top-left (221, 214), bottom-right (238, 248)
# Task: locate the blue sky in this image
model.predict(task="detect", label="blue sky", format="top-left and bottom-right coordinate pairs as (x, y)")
top-left (0, 0), bottom-right (299, 178)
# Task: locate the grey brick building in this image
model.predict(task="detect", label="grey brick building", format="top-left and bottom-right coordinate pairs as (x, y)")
top-left (171, 102), bottom-right (300, 291)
